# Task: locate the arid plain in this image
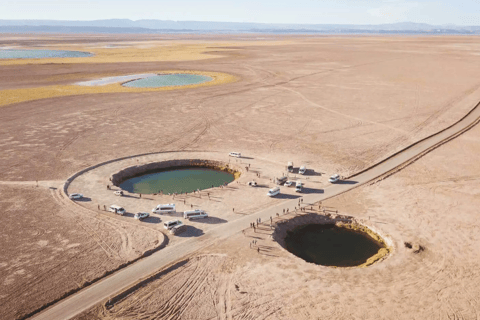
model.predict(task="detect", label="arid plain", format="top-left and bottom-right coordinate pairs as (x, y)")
top-left (1, 34), bottom-right (480, 319)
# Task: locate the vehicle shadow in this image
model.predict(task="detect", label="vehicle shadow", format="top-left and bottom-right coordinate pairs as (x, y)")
top-left (193, 217), bottom-right (227, 224)
top-left (123, 212), bottom-right (135, 218)
top-left (119, 194), bottom-right (140, 199)
top-left (275, 194), bottom-right (301, 199)
top-left (335, 180), bottom-right (358, 185)
top-left (74, 197), bottom-right (92, 202)
top-left (300, 188), bottom-right (324, 194)
top-left (240, 156), bottom-right (254, 160)
top-left (142, 216), bottom-right (162, 224)
top-left (177, 226), bottom-right (204, 237)
top-left (304, 170), bottom-right (323, 176)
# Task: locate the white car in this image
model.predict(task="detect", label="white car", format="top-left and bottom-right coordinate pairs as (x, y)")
top-left (114, 190), bottom-right (124, 196)
top-left (69, 193), bottom-right (83, 200)
top-left (329, 174), bottom-right (340, 183)
top-left (164, 219), bottom-right (183, 230)
top-left (109, 205), bottom-right (125, 215)
top-left (299, 166), bottom-right (307, 175)
top-left (229, 152), bottom-right (241, 158)
top-left (134, 212), bottom-right (150, 220)
top-left (284, 180), bottom-right (294, 187)
top-left (248, 181), bottom-right (258, 187)
top-left (295, 181), bottom-right (304, 192)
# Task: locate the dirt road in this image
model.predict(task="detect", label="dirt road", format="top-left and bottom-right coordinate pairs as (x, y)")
top-left (31, 99), bottom-right (480, 320)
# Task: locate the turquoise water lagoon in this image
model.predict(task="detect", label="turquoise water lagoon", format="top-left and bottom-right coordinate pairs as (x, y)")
top-left (122, 73), bottom-right (212, 88)
top-left (119, 167), bottom-right (234, 194)
top-left (0, 49), bottom-right (92, 59)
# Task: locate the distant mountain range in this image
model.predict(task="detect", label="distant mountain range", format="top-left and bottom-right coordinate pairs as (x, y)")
top-left (0, 19), bottom-right (479, 34)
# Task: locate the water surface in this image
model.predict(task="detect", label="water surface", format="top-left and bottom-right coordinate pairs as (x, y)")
top-left (285, 224), bottom-right (384, 267)
top-left (0, 49), bottom-right (92, 59)
top-left (123, 73), bottom-right (212, 88)
top-left (119, 167), bottom-right (234, 194)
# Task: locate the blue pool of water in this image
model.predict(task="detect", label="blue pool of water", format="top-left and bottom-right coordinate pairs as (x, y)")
top-left (122, 74), bottom-right (212, 88)
top-left (0, 49), bottom-right (92, 59)
top-left (119, 167), bottom-right (234, 194)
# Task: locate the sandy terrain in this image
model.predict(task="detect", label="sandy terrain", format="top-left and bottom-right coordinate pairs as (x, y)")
top-left (0, 183), bottom-right (164, 319)
top-left (1, 34), bottom-right (480, 319)
top-left (74, 122), bottom-right (480, 320)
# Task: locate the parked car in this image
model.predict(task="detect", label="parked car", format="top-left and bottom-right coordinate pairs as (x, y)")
top-left (69, 193), bottom-right (83, 200)
top-left (329, 174), bottom-right (340, 183)
top-left (267, 186), bottom-right (281, 197)
top-left (109, 205), bottom-right (125, 216)
top-left (152, 203), bottom-right (176, 214)
top-left (164, 219), bottom-right (183, 230)
top-left (284, 180), bottom-right (294, 187)
top-left (248, 181), bottom-right (258, 187)
top-left (170, 224), bottom-right (187, 235)
top-left (287, 162), bottom-right (294, 172)
top-left (134, 212), bottom-right (150, 220)
top-left (275, 176), bottom-right (287, 185)
top-left (183, 209), bottom-right (208, 220)
top-left (295, 181), bottom-right (304, 192)
top-left (114, 190), bottom-right (124, 196)
top-left (299, 165), bottom-right (307, 175)
top-left (229, 152), bottom-right (241, 158)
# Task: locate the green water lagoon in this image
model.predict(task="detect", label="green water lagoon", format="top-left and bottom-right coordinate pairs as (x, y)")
top-left (119, 167), bottom-right (234, 194)
top-left (0, 49), bottom-right (92, 59)
top-left (284, 224), bottom-right (385, 267)
top-left (122, 73), bottom-right (212, 88)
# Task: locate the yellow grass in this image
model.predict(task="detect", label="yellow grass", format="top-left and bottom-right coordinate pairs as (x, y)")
top-left (0, 71), bottom-right (238, 107)
top-left (0, 40), bottom-right (292, 66)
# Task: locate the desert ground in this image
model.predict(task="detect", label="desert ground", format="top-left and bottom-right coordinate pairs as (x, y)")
top-left (1, 34), bottom-right (480, 319)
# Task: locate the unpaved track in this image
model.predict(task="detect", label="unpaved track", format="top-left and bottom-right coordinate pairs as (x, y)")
top-left (32, 101), bottom-right (480, 320)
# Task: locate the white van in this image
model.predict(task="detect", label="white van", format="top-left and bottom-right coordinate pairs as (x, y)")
top-left (299, 165), bottom-right (307, 175)
top-left (183, 209), bottom-right (208, 220)
top-left (109, 205), bottom-right (125, 216)
top-left (170, 224), bottom-right (187, 235)
top-left (295, 181), bottom-right (303, 192)
top-left (287, 162), bottom-right (294, 172)
top-left (229, 152), bottom-right (241, 158)
top-left (152, 203), bottom-right (176, 214)
top-left (267, 186), bottom-right (280, 197)
top-left (164, 219), bottom-right (182, 230)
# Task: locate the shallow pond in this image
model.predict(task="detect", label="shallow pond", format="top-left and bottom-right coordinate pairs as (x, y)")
top-left (284, 224), bottom-right (385, 267)
top-left (119, 167), bottom-right (234, 194)
top-left (0, 49), bottom-right (92, 59)
top-left (122, 73), bottom-right (212, 88)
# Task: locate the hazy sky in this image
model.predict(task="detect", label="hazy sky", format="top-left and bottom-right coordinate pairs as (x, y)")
top-left (1, 0), bottom-right (479, 25)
